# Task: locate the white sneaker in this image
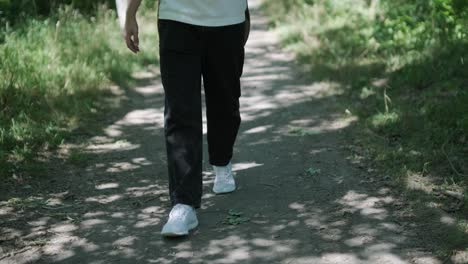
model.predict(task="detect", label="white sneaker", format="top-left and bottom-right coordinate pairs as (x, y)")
top-left (161, 204), bottom-right (198, 237)
top-left (213, 162), bottom-right (236, 194)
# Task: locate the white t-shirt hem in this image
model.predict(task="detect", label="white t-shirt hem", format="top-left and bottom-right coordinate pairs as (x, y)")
top-left (158, 11), bottom-right (245, 27)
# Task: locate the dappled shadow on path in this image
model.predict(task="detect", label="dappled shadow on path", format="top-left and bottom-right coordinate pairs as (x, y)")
top-left (0, 2), bottom-right (452, 264)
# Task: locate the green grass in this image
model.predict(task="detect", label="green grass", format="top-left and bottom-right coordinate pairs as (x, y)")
top-left (0, 5), bottom-right (159, 178)
top-left (223, 209), bottom-right (250, 226)
top-left (262, 0), bottom-right (468, 256)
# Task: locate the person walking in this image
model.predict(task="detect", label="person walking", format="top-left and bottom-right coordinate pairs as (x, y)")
top-left (123, 0), bottom-right (250, 237)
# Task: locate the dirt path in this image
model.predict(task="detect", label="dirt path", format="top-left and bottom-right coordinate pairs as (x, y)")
top-left (0, 1), bottom-right (448, 263)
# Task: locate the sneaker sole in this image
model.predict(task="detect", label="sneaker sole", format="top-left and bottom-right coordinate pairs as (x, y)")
top-left (161, 220), bottom-right (199, 237)
top-left (213, 186), bottom-right (236, 194)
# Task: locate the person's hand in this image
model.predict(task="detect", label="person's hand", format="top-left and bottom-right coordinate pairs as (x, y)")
top-left (124, 16), bottom-right (140, 53)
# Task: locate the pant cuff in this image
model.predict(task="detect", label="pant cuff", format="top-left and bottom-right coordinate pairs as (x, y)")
top-left (210, 159), bottom-right (231, 167)
top-left (171, 197), bottom-right (201, 209)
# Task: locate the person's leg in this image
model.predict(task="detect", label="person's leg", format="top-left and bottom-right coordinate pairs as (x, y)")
top-left (202, 22), bottom-right (245, 167)
top-left (159, 19), bottom-right (203, 208)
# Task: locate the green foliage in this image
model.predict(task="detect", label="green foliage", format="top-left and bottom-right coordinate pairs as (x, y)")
top-left (0, 5), bottom-right (158, 177)
top-left (264, 0), bottom-right (468, 64)
top-left (0, 0), bottom-right (113, 25)
top-left (223, 210), bottom-right (250, 225)
top-left (373, 0), bottom-right (468, 57)
top-left (0, 0), bottom-right (158, 25)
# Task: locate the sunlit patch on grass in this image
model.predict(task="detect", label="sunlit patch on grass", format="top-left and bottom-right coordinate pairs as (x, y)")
top-left (458, 220), bottom-right (468, 234)
top-left (6, 196), bottom-right (47, 210)
top-left (359, 86), bottom-right (377, 99)
top-left (370, 112), bottom-right (399, 129)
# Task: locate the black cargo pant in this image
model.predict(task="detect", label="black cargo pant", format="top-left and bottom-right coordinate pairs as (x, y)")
top-left (158, 19), bottom-right (245, 208)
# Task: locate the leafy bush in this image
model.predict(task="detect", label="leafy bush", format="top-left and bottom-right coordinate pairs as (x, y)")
top-left (0, 0), bottom-right (117, 17)
top-left (0, 0), bottom-right (158, 25)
